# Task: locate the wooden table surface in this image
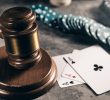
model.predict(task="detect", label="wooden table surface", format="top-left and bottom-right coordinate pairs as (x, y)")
top-left (0, 0), bottom-right (110, 100)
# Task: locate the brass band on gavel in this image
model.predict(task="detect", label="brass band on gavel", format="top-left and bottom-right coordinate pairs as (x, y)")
top-left (0, 7), bottom-right (42, 69)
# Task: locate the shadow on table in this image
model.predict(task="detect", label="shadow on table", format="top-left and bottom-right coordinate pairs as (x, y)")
top-left (38, 21), bottom-right (96, 45)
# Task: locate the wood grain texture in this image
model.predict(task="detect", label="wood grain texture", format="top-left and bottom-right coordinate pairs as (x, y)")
top-left (0, 46), bottom-right (57, 99)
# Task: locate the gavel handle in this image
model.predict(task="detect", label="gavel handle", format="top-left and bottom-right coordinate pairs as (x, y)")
top-left (0, 18), bottom-right (3, 38)
top-left (0, 26), bottom-right (3, 39)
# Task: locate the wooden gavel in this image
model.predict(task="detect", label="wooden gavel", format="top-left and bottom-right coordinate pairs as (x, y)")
top-left (0, 7), bottom-right (42, 69)
top-left (0, 7), bottom-right (57, 99)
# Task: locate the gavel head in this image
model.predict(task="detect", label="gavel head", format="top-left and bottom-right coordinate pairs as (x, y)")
top-left (0, 7), bottom-right (42, 69)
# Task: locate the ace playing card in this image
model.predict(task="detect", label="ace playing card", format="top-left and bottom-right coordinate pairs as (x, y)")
top-left (64, 45), bottom-right (110, 94)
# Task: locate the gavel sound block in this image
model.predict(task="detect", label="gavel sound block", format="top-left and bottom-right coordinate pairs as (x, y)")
top-left (0, 7), bottom-right (57, 99)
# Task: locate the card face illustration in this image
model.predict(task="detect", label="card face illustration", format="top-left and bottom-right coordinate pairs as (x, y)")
top-left (93, 64), bottom-right (103, 71)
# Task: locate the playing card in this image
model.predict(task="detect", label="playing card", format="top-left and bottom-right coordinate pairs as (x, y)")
top-left (52, 53), bottom-right (84, 88)
top-left (61, 61), bottom-right (84, 83)
top-left (64, 45), bottom-right (110, 94)
top-left (57, 76), bottom-right (82, 88)
top-left (53, 54), bottom-right (71, 81)
top-left (61, 50), bottom-right (84, 83)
